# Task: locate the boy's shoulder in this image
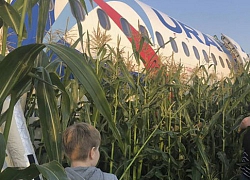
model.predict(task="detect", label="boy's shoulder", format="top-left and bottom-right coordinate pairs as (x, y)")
top-left (102, 171), bottom-right (118, 180)
top-left (65, 166), bottom-right (118, 180)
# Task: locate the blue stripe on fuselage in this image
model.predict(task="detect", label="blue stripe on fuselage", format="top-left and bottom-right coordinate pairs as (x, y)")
top-left (152, 8), bottom-right (182, 33)
top-left (152, 8), bottom-right (223, 52)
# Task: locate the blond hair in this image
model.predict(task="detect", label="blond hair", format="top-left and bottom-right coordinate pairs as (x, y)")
top-left (63, 122), bottom-right (101, 161)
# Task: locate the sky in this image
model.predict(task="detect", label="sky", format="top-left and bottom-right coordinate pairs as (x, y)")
top-left (139, 0), bottom-right (250, 54)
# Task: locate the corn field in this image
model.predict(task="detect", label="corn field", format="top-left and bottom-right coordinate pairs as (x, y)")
top-left (24, 34), bottom-right (250, 180)
top-left (0, 1), bottom-right (249, 178)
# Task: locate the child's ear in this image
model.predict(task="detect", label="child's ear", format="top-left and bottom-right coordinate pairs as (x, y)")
top-left (89, 147), bottom-right (95, 159)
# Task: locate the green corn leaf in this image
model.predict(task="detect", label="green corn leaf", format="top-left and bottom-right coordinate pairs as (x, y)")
top-left (49, 72), bottom-right (71, 131)
top-left (118, 60), bottom-right (136, 90)
top-left (45, 59), bottom-right (62, 73)
top-left (35, 67), bottom-right (61, 162)
top-left (12, 0), bottom-right (39, 27)
top-left (0, 164), bottom-right (39, 180)
top-left (36, 160), bottom-right (69, 180)
top-left (0, 161), bottom-right (68, 180)
top-left (191, 161), bottom-right (203, 180)
top-left (0, 109), bottom-right (7, 126)
top-left (0, 44), bottom-right (45, 106)
top-left (0, 54), bottom-right (4, 62)
top-left (217, 151), bottom-right (229, 172)
top-left (0, 17), bottom-right (3, 28)
top-left (0, 44), bottom-right (44, 104)
top-left (11, 75), bottom-right (32, 101)
top-left (36, 0), bottom-right (50, 44)
top-left (0, 133), bottom-right (6, 170)
top-left (196, 138), bottom-right (210, 177)
top-left (69, 80), bottom-right (79, 117)
top-left (0, 0), bottom-right (27, 38)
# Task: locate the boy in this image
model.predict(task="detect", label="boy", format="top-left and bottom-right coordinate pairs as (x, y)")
top-left (63, 122), bottom-right (118, 180)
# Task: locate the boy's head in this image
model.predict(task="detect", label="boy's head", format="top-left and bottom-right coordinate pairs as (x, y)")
top-left (63, 122), bottom-right (101, 165)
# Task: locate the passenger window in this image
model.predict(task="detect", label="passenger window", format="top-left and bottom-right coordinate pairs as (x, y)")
top-left (202, 50), bottom-right (209, 63)
top-left (193, 46), bottom-right (200, 60)
top-left (120, 18), bottom-right (131, 37)
top-left (49, 0), bottom-right (55, 11)
top-left (155, 31), bottom-right (165, 48)
top-left (219, 56), bottom-right (225, 68)
top-left (182, 42), bottom-right (189, 57)
top-left (70, 0), bottom-right (85, 21)
top-left (211, 53), bottom-right (217, 65)
top-left (226, 59), bottom-right (231, 69)
top-left (139, 25), bottom-right (149, 39)
top-left (243, 57), bottom-right (246, 63)
top-left (170, 37), bottom-right (178, 53)
top-left (97, 9), bottom-right (111, 30)
top-left (234, 59), bottom-right (239, 65)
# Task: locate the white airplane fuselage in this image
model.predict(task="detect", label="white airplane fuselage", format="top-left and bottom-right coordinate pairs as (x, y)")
top-left (49, 0), bottom-right (249, 77)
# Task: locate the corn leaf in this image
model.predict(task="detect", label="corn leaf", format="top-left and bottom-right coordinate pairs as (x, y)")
top-left (35, 67), bottom-right (61, 162)
top-left (0, 44), bottom-right (45, 107)
top-left (12, 0), bottom-right (39, 27)
top-left (49, 72), bottom-right (71, 131)
top-left (36, 0), bottom-right (50, 44)
top-left (0, 164), bottom-right (39, 180)
top-left (0, 133), bottom-right (5, 170)
top-left (0, 0), bottom-right (26, 38)
top-left (36, 160), bottom-right (69, 180)
top-left (0, 161), bottom-right (68, 180)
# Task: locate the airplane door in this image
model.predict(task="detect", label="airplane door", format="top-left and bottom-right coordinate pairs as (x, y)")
top-left (221, 34), bottom-right (244, 67)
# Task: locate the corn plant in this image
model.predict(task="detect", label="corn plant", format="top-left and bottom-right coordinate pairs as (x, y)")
top-left (1, 0), bottom-right (250, 180)
top-left (0, 0), bottom-right (115, 179)
top-left (72, 36), bottom-right (250, 180)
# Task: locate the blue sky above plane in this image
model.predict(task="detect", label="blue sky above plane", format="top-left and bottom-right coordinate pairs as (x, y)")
top-left (139, 0), bottom-right (250, 54)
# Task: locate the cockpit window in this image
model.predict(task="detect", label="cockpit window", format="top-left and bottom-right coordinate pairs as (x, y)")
top-left (155, 31), bottom-right (165, 48)
top-left (120, 18), bottom-right (131, 37)
top-left (97, 8), bottom-right (110, 30)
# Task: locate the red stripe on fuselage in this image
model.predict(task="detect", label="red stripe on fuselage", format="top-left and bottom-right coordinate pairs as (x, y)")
top-left (93, 0), bottom-right (161, 69)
